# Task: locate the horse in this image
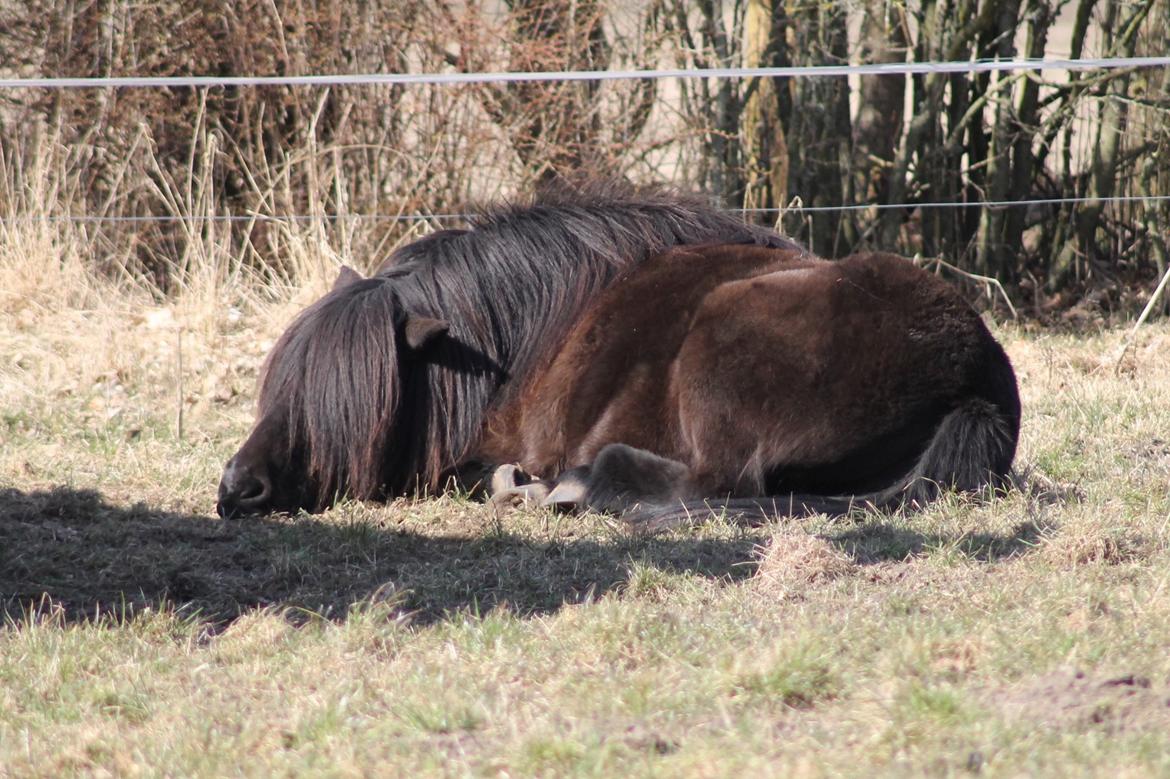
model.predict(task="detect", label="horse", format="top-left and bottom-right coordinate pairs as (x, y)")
top-left (217, 181), bottom-right (1020, 529)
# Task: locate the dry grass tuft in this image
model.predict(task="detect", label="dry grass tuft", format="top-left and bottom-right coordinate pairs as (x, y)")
top-left (752, 530), bottom-right (857, 595)
top-left (1039, 509), bottom-right (1150, 567)
top-left (1008, 465), bottom-right (1085, 507)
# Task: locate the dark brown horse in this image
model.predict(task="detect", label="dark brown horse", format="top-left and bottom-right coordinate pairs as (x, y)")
top-left (217, 181), bottom-right (1020, 527)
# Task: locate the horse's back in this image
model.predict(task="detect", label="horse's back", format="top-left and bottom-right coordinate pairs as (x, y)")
top-left (686, 250), bottom-right (996, 398)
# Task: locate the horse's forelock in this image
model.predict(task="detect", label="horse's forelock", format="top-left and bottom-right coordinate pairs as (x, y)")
top-left (258, 278), bottom-right (403, 504)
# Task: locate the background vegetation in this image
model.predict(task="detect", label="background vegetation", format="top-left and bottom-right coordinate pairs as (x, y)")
top-left (1, 0), bottom-right (1168, 315)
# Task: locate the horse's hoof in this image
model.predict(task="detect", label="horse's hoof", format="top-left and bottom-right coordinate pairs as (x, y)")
top-left (490, 464), bottom-right (522, 494)
top-left (543, 468), bottom-right (590, 510)
top-left (490, 481), bottom-right (552, 512)
top-left (490, 463), bottom-right (544, 492)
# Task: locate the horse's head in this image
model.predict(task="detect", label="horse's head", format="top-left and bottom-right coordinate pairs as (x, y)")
top-left (217, 266), bottom-right (448, 517)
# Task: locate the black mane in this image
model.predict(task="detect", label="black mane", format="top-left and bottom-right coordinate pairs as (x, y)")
top-left (262, 180), bottom-right (799, 501)
top-left (386, 180), bottom-right (793, 367)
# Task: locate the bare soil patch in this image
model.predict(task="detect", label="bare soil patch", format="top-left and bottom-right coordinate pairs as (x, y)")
top-left (993, 671), bottom-right (1170, 734)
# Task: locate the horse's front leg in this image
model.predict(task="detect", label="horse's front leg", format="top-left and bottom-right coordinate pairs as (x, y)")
top-left (448, 459), bottom-right (554, 508)
top-left (485, 463), bottom-right (555, 510)
top-left (544, 443), bottom-right (693, 515)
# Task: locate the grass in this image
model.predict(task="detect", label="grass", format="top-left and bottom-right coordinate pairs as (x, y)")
top-left (4, 203), bottom-right (1170, 776)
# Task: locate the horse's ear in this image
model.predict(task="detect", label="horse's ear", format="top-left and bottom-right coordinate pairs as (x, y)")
top-left (403, 316), bottom-right (449, 351)
top-left (333, 265), bottom-right (364, 291)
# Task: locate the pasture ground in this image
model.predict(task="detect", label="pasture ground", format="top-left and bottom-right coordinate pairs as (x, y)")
top-left (2, 250), bottom-right (1170, 777)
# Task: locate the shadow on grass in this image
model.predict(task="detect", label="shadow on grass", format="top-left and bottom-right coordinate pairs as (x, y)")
top-left (0, 486), bottom-right (761, 627)
top-left (828, 518), bottom-right (1047, 564)
top-left (1, 487), bottom-right (1047, 628)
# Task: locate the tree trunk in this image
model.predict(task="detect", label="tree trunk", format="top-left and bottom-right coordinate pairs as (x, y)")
top-left (849, 0), bottom-right (907, 248)
top-left (741, 0), bottom-right (788, 221)
top-left (1002, 0), bottom-right (1052, 271)
top-left (974, 0), bottom-right (1023, 281)
top-left (1056, 0), bottom-right (1154, 286)
top-left (783, 1), bottom-right (850, 254)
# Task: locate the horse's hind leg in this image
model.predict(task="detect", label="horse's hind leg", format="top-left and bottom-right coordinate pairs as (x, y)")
top-left (544, 443), bottom-right (692, 515)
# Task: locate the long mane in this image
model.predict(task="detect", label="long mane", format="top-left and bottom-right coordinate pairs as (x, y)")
top-left (259, 277), bottom-right (405, 506)
top-left (262, 180), bottom-right (800, 501)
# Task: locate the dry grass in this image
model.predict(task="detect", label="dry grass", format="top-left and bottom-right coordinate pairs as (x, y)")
top-left (3, 161), bottom-right (1170, 775)
top-left (752, 530), bottom-right (857, 596)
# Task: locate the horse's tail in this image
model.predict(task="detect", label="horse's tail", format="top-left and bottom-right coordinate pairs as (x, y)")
top-left (625, 396), bottom-right (1020, 533)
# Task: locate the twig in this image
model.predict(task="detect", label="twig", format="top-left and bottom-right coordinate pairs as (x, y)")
top-left (917, 255), bottom-right (1019, 319)
top-left (176, 328), bottom-right (185, 442)
top-left (1114, 262), bottom-right (1170, 374)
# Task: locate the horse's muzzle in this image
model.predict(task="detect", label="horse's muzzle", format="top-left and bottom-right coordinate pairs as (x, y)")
top-left (216, 457), bottom-right (273, 518)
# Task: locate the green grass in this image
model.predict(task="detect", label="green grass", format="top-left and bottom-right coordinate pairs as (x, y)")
top-left (3, 299), bottom-right (1170, 775)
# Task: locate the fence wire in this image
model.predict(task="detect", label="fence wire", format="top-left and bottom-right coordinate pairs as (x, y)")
top-left (2, 56), bottom-right (1169, 90)
top-left (3, 194), bottom-right (1170, 225)
top-left (2, 56), bottom-right (1167, 224)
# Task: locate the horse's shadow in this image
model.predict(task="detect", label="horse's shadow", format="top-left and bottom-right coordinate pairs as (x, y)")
top-left (0, 486), bottom-right (764, 627)
top-left (830, 518), bottom-right (1046, 564)
top-left (1, 486), bottom-right (1046, 628)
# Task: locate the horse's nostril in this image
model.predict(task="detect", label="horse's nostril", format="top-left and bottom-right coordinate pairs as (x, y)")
top-left (235, 475), bottom-right (267, 502)
top-left (218, 461), bottom-right (274, 517)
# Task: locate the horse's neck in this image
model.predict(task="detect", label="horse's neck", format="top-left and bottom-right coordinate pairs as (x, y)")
top-left (404, 259), bottom-right (611, 484)
top-left (493, 262), bottom-right (617, 389)
top-left (465, 268), bottom-right (624, 472)
top-left (412, 202), bottom-right (767, 471)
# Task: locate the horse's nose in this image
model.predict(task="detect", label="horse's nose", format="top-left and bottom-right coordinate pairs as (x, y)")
top-left (216, 458), bottom-right (273, 518)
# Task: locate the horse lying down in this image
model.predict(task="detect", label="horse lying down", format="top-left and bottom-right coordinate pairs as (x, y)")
top-left (217, 183), bottom-right (1020, 530)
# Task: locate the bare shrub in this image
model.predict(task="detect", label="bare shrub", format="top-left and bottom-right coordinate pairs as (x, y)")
top-left (1, 0), bottom-right (1168, 311)
top-left (0, 0), bottom-right (483, 286)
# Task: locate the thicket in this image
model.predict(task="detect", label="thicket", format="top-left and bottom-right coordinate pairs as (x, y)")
top-left (1, 0), bottom-right (1167, 314)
